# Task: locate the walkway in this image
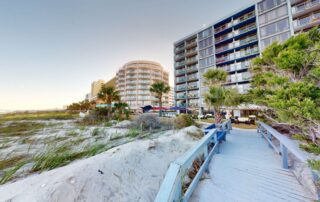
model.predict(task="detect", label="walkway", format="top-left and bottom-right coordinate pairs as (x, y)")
top-left (190, 129), bottom-right (315, 202)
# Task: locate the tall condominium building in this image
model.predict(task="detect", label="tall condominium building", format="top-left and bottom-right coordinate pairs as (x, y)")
top-left (116, 60), bottom-right (169, 110)
top-left (91, 80), bottom-right (105, 98)
top-left (174, 0), bottom-right (320, 114)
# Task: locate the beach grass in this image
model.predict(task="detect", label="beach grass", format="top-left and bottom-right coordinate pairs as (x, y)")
top-left (0, 111), bottom-right (78, 121)
top-left (0, 122), bottom-right (47, 137)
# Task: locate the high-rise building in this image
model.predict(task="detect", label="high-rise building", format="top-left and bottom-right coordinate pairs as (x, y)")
top-left (91, 80), bottom-right (105, 99)
top-left (116, 60), bottom-right (169, 110)
top-left (174, 0), bottom-right (320, 114)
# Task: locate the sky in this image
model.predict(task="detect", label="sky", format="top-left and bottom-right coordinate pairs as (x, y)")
top-left (0, 0), bottom-right (253, 111)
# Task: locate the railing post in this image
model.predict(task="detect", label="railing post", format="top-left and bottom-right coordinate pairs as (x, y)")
top-left (214, 132), bottom-right (220, 154)
top-left (280, 143), bottom-right (289, 169)
top-left (267, 131), bottom-right (273, 148)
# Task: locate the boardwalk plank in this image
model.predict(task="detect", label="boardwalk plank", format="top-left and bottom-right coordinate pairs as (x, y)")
top-left (190, 129), bottom-right (315, 202)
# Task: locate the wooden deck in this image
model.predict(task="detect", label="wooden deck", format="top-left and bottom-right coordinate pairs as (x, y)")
top-left (190, 129), bottom-right (315, 202)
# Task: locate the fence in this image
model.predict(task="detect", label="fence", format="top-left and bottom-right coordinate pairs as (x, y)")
top-left (155, 120), bottom-right (232, 202)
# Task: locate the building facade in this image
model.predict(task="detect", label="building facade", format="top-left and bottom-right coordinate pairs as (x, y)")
top-left (91, 80), bottom-right (105, 99)
top-left (116, 60), bottom-right (170, 110)
top-left (174, 0), bottom-right (320, 114)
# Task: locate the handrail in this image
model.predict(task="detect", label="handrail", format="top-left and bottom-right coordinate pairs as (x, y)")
top-left (257, 122), bottom-right (309, 169)
top-left (155, 120), bottom-right (232, 202)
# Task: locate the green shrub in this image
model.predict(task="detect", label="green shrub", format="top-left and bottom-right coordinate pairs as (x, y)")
top-left (292, 134), bottom-right (308, 141)
top-left (308, 160), bottom-right (320, 171)
top-left (127, 128), bottom-right (140, 138)
top-left (300, 143), bottom-right (320, 155)
top-left (92, 128), bottom-right (100, 136)
top-left (174, 114), bottom-right (197, 129)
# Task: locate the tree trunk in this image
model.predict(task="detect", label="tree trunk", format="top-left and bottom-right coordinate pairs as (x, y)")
top-left (159, 97), bottom-right (162, 117)
top-left (214, 108), bottom-right (222, 124)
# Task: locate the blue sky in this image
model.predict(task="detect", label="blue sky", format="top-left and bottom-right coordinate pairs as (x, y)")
top-left (0, 0), bottom-right (253, 110)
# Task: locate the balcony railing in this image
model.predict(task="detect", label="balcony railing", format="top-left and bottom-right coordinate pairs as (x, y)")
top-left (234, 35), bottom-right (258, 48)
top-left (187, 75), bottom-right (199, 81)
top-left (216, 43), bottom-right (234, 54)
top-left (188, 103), bottom-right (199, 108)
top-left (175, 46), bottom-right (185, 53)
top-left (186, 41), bottom-right (197, 49)
top-left (234, 24), bottom-right (257, 36)
top-left (186, 58), bottom-right (198, 65)
top-left (176, 85), bottom-right (187, 91)
top-left (214, 22), bottom-right (233, 34)
top-left (215, 33), bottom-right (233, 43)
top-left (175, 61), bottom-right (186, 68)
top-left (186, 65), bottom-right (198, 73)
top-left (188, 94), bottom-right (199, 98)
top-left (216, 54), bottom-right (235, 64)
top-left (293, 12), bottom-right (320, 29)
top-left (176, 69), bottom-right (186, 75)
top-left (186, 49), bottom-right (197, 57)
top-left (176, 77), bottom-right (187, 83)
top-left (292, 0), bottom-right (320, 14)
top-left (188, 84), bottom-right (199, 90)
top-left (176, 95), bottom-right (187, 99)
top-left (233, 12), bottom-right (255, 26)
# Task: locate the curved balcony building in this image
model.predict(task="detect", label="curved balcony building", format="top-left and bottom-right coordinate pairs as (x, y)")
top-left (116, 60), bottom-right (169, 110)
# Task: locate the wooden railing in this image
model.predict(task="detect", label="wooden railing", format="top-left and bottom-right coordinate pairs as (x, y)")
top-left (257, 122), bottom-right (308, 169)
top-left (155, 120), bottom-right (232, 202)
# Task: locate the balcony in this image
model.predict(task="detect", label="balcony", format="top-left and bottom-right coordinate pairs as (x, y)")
top-left (185, 49), bottom-right (197, 57)
top-left (233, 12), bottom-right (256, 27)
top-left (176, 85), bottom-right (187, 91)
top-left (234, 24), bottom-right (257, 38)
top-left (188, 103), bottom-right (199, 108)
top-left (175, 46), bottom-right (185, 53)
top-left (216, 43), bottom-right (234, 54)
top-left (188, 83), bottom-right (199, 90)
top-left (175, 61), bottom-right (186, 68)
top-left (234, 35), bottom-right (258, 49)
top-left (186, 58), bottom-right (198, 65)
top-left (216, 54), bottom-right (235, 64)
top-left (176, 95), bottom-right (187, 100)
top-left (186, 41), bottom-right (197, 49)
top-left (187, 75), bottom-right (199, 81)
top-left (176, 69), bottom-right (186, 76)
top-left (293, 12), bottom-right (320, 32)
top-left (215, 33), bottom-right (233, 44)
top-left (214, 21), bottom-right (233, 34)
top-left (188, 93), bottom-right (199, 99)
top-left (235, 49), bottom-right (259, 59)
top-left (175, 54), bottom-right (185, 61)
top-left (176, 77), bottom-right (187, 84)
top-left (292, 0), bottom-right (320, 18)
top-left (186, 65), bottom-right (198, 73)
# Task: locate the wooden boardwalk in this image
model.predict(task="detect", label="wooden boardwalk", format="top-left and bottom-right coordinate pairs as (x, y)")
top-left (190, 129), bottom-right (315, 202)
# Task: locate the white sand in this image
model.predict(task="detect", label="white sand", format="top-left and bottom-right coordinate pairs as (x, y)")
top-left (0, 126), bottom-right (199, 202)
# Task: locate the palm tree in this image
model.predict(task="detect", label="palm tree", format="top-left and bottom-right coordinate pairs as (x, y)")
top-left (203, 69), bottom-right (240, 124)
top-left (98, 86), bottom-right (120, 118)
top-left (114, 102), bottom-right (129, 120)
top-left (150, 82), bottom-right (170, 117)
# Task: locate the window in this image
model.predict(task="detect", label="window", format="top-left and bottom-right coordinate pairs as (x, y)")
top-left (199, 46), bottom-right (214, 58)
top-left (260, 18), bottom-right (289, 37)
top-left (261, 31), bottom-right (291, 49)
top-left (199, 37), bottom-right (213, 49)
top-left (258, 0), bottom-right (286, 13)
top-left (259, 5), bottom-right (288, 25)
top-left (199, 28), bottom-right (213, 40)
top-left (199, 56), bottom-right (215, 68)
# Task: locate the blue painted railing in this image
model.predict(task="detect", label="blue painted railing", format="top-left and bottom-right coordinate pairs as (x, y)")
top-left (155, 120), bottom-right (232, 202)
top-left (257, 122), bottom-right (308, 169)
